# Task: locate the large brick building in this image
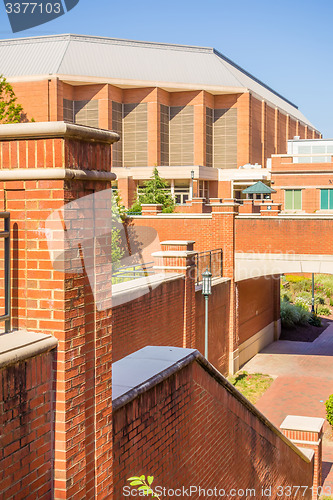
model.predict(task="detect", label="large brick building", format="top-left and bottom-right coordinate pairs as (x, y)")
top-left (0, 33), bottom-right (321, 206)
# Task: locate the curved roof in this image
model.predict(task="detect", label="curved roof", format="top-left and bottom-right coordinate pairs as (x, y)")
top-left (0, 33), bottom-right (317, 128)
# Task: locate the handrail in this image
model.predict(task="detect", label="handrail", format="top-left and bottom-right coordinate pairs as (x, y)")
top-left (193, 248), bottom-right (223, 284)
top-left (0, 213), bottom-right (10, 333)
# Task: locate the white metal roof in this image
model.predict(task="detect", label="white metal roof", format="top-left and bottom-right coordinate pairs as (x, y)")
top-left (0, 33), bottom-right (316, 128)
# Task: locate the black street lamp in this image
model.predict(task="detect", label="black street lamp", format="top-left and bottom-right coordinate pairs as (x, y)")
top-left (202, 268), bottom-right (212, 359)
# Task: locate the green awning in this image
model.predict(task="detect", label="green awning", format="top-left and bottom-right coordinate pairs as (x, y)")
top-left (242, 181), bottom-right (276, 195)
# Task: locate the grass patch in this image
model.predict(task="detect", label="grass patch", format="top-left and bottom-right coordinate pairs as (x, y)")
top-left (228, 371), bottom-right (274, 404)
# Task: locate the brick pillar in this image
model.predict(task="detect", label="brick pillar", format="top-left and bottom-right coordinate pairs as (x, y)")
top-left (0, 122), bottom-right (119, 499)
top-left (141, 204), bottom-right (163, 216)
top-left (211, 201), bottom-right (239, 374)
top-left (152, 240), bottom-right (196, 349)
top-left (238, 199), bottom-right (254, 214)
top-left (260, 200), bottom-right (282, 216)
top-left (117, 176), bottom-right (136, 208)
top-left (185, 197), bottom-right (207, 213)
top-left (280, 416), bottom-right (324, 500)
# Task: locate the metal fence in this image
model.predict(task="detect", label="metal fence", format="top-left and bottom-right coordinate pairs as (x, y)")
top-left (0, 213), bottom-right (10, 332)
top-left (193, 249), bottom-right (223, 285)
top-left (112, 261), bottom-right (155, 284)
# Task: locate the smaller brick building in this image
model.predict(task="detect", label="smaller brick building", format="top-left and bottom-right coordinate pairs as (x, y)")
top-left (271, 137), bottom-right (333, 213)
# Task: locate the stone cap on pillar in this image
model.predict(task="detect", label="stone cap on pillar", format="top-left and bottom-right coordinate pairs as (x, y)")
top-left (280, 415), bottom-right (325, 434)
top-left (161, 240), bottom-right (195, 251)
top-left (0, 121), bottom-right (119, 144)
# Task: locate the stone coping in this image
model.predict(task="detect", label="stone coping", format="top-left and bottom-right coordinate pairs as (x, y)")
top-left (112, 346), bottom-right (311, 465)
top-left (161, 240), bottom-right (195, 245)
top-left (0, 330), bottom-right (58, 369)
top-left (0, 121), bottom-right (119, 144)
top-left (281, 415), bottom-right (325, 433)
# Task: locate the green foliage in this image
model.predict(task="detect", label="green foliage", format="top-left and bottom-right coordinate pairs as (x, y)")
top-left (111, 191), bottom-right (125, 270)
top-left (330, 297), bottom-right (333, 307)
top-left (228, 371), bottom-right (273, 404)
top-left (280, 301), bottom-right (311, 328)
top-left (316, 305), bottom-right (331, 317)
top-left (315, 294), bottom-right (326, 305)
top-left (284, 275), bottom-right (308, 284)
top-left (130, 168), bottom-right (175, 214)
top-left (282, 291), bottom-right (292, 303)
top-left (281, 301), bottom-right (301, 328)
top-left (308, 312), bottom-right (322, 327)
top-left (127, 476), bottom-right (160, 499)
top-left (0, 75), bottom-right (23, 123)
top-left (326, 395), bottom-right (333, 428)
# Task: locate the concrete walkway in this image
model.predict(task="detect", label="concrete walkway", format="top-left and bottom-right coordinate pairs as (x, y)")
top-left (242, 322), bottom-right (333, 492)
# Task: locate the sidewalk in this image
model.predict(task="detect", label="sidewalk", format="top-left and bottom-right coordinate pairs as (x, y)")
top-left (242, 322), bottom-right (333, 491)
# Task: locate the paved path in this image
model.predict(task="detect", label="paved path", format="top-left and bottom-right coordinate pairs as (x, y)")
top-left (242, 322), bottom-right (333, 493)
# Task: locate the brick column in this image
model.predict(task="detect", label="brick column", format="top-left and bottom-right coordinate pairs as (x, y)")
top-left (280, 416), bottom-right (324, 500)
top-left (152, 240), bottom-right (196, 349)
top-left (260, 200), bottom-right (282, 216)
top-left (211, 201), bottom-right (239, 374)
top-left (0, 122), bottom-right (119, 499)
top-left (141, 204), bottom-right (163, 216)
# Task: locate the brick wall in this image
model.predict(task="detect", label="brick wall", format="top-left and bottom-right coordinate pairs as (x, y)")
top-left (113, 358), bottom-right (313, 499)
top-left (0, 124), bottom-right (116, 499)
top-left (235, 216), bottom-right (333, 255)
top-left (112, 277), bottom-right (186, 362)
top-left (0, 351), bottom-right (55, 500)
top-left (238, 276), bottom-right (278, 344)
top-left (195, 279), bottom-right (230, 375)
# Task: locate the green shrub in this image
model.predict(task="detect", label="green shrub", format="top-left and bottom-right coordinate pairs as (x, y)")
top-left (281, 291), bottom-right (292, 303)
top-left (315, 294), bottom-right (326, 305)
top-left (294, 297), bottom-right (310, 309)
top-left (326, 395), bottom-right (333, 427)
top-left (329, 297), bottom-right (333, 307)
top-left (316, 305), bottom-right (331, 316)
top-left (291, 280), bottom-right (311, 293)
top-left (308, 312), bottom-right (322, 327)
top-left (281, 301), bottom-right (300, 328)
top-left (295, 305), bottom-right (311, 325)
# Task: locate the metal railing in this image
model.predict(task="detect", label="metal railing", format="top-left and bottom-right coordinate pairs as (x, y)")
top-left (193, 249), bottom-right (223, 285)
top-left (0, 213), bottom-right (10, 332)
top-left (112, 261), bottom-right (155, 284)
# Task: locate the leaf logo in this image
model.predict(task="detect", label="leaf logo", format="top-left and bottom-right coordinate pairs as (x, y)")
top-left (3, 0), bottom-right (80, 33)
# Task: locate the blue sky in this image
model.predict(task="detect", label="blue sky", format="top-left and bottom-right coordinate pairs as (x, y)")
top-left (1, 0), bottom-right (332, 137)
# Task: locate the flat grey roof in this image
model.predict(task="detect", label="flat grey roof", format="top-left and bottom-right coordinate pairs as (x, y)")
top-left (0, 34), bottom-right (316, 129)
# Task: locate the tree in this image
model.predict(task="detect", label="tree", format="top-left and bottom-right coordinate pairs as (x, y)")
top-left (129, 168), bottom-right (175, 214)
top-left (0, 75), bottom-right (23, 123)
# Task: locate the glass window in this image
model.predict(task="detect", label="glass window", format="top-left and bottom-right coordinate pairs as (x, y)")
top-left (321, 189), bottom-right (333, 209)
top-left (285, 190), bottom-right (302, 210)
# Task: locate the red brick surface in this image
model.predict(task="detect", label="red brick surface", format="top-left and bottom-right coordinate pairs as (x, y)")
top-left (113, 360), bottom-right (313, 499)
top-left (0, 352), bottom-right (55, 500)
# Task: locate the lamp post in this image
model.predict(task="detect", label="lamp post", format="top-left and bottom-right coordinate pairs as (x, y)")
top-left (191, 169), bottom-right (195, 200)
top-left (202, 268), bottom-right (212, 359)
top-left (312, 273), bottom-right (315, 313)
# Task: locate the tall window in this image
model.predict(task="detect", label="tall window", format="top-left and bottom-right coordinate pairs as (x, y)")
top-left (123, 103), bottom-right (148, 167)
top-left (160, 104), bottom-right (169, 166)
top-left (285, 190), bottom-right (302, 210)
top-left (213, 108), bottom-right (237, 169)
top-left (169, 106), bottom-right (194, 166)
top-left (63, 99), bottom-right (99, 128)
top-left (206, 108), bottom-right (213, 168)
top-left (112, 102), bottom-right (122, 167)
top-left (320, 189), bottom-right (333, 209)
